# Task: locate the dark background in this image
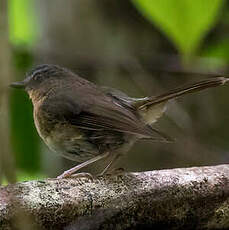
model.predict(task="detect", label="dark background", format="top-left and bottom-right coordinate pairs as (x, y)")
top-left (1, 0), bottom-right (229, 183)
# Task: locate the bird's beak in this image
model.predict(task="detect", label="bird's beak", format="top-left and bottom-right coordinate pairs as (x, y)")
top-left (10, 81), bottom-right (26, 89)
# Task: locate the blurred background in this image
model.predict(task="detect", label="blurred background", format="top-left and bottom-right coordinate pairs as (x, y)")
top-left (1, 0), bottom-right (229, 184)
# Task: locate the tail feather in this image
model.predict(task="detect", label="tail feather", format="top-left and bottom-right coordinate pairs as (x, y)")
top-left (138, 77), bottom-right (229, 110)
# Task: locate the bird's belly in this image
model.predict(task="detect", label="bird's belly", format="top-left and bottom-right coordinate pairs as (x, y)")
top-left (33, 107), bottom-right (134, 163)
top-left (34, 115), bottom-right (98, 163)
top-left (44, 131), bottom-right (99, 163)
top-left (33, 106), bottom-right (99, 162)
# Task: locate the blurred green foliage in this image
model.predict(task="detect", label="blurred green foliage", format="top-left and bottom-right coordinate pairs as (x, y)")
top-left (10, 49), bottom-right (41, 173)
top-left (2, 171), bottom-right (45, 185)
top-left (132, 0), bottom-right (224, 57)
top-left (204, 38), bottom-right (229, 60)
top-left (8, 0), bottom-right (40, 174)
top-left (8, 0), bottom-right (38, 46)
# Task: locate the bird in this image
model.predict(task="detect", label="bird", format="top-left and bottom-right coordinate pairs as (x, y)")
top-left (10, 64), bottom-right (229, 178)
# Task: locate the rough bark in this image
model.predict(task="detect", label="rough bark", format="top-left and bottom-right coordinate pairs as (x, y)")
top-left (0, 164), bottom-right (229, 230)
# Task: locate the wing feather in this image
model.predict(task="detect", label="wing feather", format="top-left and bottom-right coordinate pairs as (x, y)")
top-left (41, 86), bottom-right (169, 141)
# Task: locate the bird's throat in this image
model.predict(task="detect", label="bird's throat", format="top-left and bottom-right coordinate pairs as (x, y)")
top-left (28, 89), bottom-right (47, 106)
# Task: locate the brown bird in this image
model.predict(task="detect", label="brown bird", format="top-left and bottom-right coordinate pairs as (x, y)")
top-left (10, 64), bottom-right (229, 178)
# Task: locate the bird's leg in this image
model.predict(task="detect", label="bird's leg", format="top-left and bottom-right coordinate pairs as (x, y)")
top-left (57, 152), bottom-right (110, 179)
top-left (98, 153), bottom-right (122, 176)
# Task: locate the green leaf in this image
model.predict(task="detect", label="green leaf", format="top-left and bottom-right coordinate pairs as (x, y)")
top-left (132, 0), bottom-right (224, 56)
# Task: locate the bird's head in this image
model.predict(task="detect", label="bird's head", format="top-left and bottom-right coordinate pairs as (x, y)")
top-left (10, 64), bottom-right (72, 102)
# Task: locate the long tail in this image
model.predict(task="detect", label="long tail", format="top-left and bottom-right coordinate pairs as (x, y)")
top-left (138, 77), bottom-right (229, 110)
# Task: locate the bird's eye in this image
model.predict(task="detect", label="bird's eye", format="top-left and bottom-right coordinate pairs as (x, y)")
top-left (33, 73), bottom-right (43, 82)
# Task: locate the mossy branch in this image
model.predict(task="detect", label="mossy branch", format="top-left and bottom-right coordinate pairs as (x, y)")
top-left (0, 164), bottom-right (229, 230)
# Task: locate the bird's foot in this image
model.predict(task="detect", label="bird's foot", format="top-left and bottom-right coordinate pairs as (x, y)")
top-left (97, 167), bottom-right (125, 177)
top-left (111, 167), bottom-right (125, 175)
top-left (57, 171), bottom-right (94, 180)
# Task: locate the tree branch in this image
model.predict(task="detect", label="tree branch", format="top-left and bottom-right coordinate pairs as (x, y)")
top-left (1, 164), bottom-right (229, 230)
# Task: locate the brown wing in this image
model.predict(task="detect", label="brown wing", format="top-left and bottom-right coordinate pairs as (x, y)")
top-left (41, 84), bottom-right (169, 141)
